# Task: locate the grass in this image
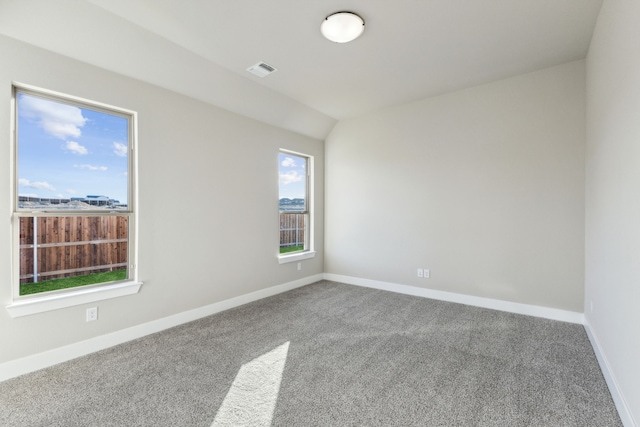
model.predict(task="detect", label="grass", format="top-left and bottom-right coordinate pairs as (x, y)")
top-left (280, 245), bottom-right (304, 254)
top-left (20, 269), bottom-right (127, 296)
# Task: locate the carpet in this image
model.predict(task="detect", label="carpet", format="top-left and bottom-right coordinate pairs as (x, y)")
top-left (0, 281), bottom-right (622, 426)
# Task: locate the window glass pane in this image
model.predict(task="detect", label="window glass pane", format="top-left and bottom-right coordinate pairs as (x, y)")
top-left (19, 216), bottom-right (128, 295)
top-left (278, 153), bottom-right (306, 212)
top-left (17, 92), bottom-right (129, 210)
top-left (279, 213), bottom-right (307, 254)
top-left (279, 152), bottom-right (308, 254)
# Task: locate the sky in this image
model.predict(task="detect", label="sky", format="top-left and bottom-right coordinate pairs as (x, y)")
top-left (17, 92), bottom-right (129, 204)
top-left (278, 153), bottom-right (306, 200)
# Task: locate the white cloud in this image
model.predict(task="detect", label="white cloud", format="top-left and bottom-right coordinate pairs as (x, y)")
top-left (65, 141), bottom-right (88, 155)
top-left (66, 188), bottom-right (77, 195)
top-left (113, 141), bottom-right (128, 157)
top-left (74, 164), bottom-right (107, 171)
top-left (56, 194), bottom-right (66, 198)
top-left (18, 178), bottom-right (56, 192)
top-left (19, 95), bottom-right (87, 140)
top-left (281, 157), bottom-right (296, 168)
top-left (19, 193), bottom-right (38, 198)
top-left (279, 171), bottom-right (303, 185)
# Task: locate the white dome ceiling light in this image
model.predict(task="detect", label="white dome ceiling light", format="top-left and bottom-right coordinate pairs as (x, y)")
top-left (320, 11), bottom-right (365, 43)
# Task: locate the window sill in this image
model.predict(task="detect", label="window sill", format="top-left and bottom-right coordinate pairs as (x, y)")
top-left (5, 281), bottom-right (142, 318)
top-left (278, 251), bottom-right (316, 264)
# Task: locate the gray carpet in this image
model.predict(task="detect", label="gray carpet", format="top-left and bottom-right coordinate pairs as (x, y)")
top-left (0, 281), bottom-right (622, 426)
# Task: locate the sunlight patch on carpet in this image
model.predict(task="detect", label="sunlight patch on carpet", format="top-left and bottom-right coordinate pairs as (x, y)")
top-left (211, 341), bottom-right (290, 427)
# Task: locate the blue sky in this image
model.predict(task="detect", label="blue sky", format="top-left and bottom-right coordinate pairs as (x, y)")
top-left (278, 153), bottom-right (306, 200)
top-left (17, 92), bottom-right (129, 204)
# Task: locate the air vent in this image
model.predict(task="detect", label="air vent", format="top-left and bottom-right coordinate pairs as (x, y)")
top-left (247, 62), bottom-right (278, 78)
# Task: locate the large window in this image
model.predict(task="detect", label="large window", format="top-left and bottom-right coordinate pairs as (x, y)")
top-left (278, 150), bottom-right (314, 262)
top-left (12, 85), bottom-right (137, 302)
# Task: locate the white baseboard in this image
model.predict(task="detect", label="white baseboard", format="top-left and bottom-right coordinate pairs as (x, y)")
top-left (0, 274), bottom-right (323, 383)
top-left (324, 273), bottom-right (584, 324)
top-left (584, 321), bottom-right (637, 427)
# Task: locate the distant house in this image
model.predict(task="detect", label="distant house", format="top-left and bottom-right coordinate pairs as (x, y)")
top-left (18, 195), bottom-right (71, 205)
top-left (71, 195), bottom-right (120, 207)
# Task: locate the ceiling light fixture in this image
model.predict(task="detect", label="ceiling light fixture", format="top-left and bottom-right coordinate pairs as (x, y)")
top-left (320, 11), bottom-right (365, 43)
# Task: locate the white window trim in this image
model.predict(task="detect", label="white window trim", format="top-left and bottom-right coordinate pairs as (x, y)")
top-left (7, 83), bottom-right (141, 316)
top-left (278, 250), bottom-right (316, 264)
top-left (6, 281), bottom-right (142, 318)
top-left (278, 149), bottom-right (315, 263)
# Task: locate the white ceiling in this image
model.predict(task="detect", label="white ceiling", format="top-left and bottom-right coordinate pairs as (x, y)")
top-left (0, 0), bottom-right (603, 139)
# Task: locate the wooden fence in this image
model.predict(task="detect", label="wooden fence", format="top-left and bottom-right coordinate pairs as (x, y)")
top-left (20, 216), bottom-right (128, 284)
top-left (279, 213), bottom-right (306, 248)
top-left (20, 213), bottom-right (297, 284)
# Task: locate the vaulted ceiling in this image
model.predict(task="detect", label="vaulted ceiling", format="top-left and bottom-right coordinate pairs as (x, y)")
top-left (0, 0), bottom-right (603, 139)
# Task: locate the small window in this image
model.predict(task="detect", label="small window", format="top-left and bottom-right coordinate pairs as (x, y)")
top-left (13, 85), bottom-right (136, 298)
top-left (279, 150), bottom-right (313, 259)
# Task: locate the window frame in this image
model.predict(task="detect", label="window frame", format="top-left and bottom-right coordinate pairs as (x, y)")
top-left (278, 149), bottom-right (316, 264)
top-left (6, 83), bottom-right (141, 317)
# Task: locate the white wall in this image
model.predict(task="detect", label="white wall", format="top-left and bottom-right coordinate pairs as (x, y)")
top-left (585, 0), bottom-right (640, 424)
top-left (325, 61), bottom-right (586, 312)
top-left (0, 35), bottom-right (324, 364)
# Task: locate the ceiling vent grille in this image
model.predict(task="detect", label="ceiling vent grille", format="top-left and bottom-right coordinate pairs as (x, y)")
top-left (247, 62), bottom-right (278, 77)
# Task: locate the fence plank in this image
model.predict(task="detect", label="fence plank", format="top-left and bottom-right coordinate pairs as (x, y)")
top-left (20, 262), bottom-right (128, 280)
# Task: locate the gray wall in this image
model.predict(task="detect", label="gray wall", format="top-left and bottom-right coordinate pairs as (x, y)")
top-left (325, 61), bottom-right (586, 312)
top-left (0, 35), bottom-right (324, 363)
top-left (586, 0), bottom-right (640, 422)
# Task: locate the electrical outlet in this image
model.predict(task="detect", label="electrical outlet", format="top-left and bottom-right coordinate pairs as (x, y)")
top-left (86, 307), bottom-right (98, 322)
top-left (424, 269), bottom-right (430, 279)
top-left (590, 301), bottom-right (593, 314)
top-left (297, 262), bottom-right (302, 271)
top-left (417, 268), bottom-right (423, 278)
